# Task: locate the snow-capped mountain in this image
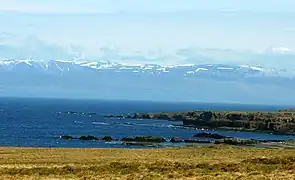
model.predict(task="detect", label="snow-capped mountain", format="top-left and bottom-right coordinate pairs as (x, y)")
top-left (0, 59), bottom-right (294, 81)
top-left (0, 59), bottom-right (282, 77)
top-left (0, 59), bottom-right (295, 105)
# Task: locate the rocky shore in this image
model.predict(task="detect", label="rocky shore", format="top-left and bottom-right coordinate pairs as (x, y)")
top-left (105, 109), bottom-right (295, 135)
top-left (59, 133), bottom-right (295, 148)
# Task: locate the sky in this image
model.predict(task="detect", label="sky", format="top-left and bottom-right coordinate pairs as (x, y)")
top-left (0, 0), bottom-right (294, 61)
top-left (1, 0), bottom-right (295, 13)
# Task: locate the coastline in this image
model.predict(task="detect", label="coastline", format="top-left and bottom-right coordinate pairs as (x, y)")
top-left (105, 109), bottom-right (295, 135)
top-left (177, 124), bottom-right (295, 135)
top-left (57, 134), bottom-right (295, 149)
top-left (0, 146), bottom-right (294, 179)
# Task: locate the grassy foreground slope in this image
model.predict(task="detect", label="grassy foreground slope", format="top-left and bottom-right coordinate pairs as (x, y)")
top-left (0, 146), bottom-right (294, 179)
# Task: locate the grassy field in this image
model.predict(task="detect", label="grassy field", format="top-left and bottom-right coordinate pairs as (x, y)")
top-left (0, 145), bottom-right (294, 180)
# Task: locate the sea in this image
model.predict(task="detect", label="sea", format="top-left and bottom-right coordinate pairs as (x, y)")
top-left (0, 97), bottom-right (294, 148)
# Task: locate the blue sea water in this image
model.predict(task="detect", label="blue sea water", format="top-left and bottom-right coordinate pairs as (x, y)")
top-left (0, 97), bottom-right (294, 148)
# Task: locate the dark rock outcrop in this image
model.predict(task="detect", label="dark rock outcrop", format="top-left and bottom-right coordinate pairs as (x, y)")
top-left (121, 136), bottom-right (166, 143)
top-left (153, 113), bottom-right (171, 120)
top-left (184, 139), bottom-right (211, 143)
top-left (78, 135), bottom-right (99, 141)
top-left (102, 136), bottom-right (113, 141)
top-left (193, 133), bottom-right (228, 139)
top-left (170, 137), bottom-right (183, 143)
top-left (60, 135), bottom-right (76, 140)
top-left (136, 113), bottom-right (153, 119)
top-left (123, 142), bottom-right (161, 147)
top-left (215, 138), bottom-right (258, 145)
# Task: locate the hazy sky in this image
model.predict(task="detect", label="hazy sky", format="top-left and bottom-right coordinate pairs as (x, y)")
top-left (1, 0), bottom-right (295, 13)
top-left (0, 0), bottom-right (294, 55)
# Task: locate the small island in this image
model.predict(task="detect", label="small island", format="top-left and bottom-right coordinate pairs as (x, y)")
top-left (105, 109), bottom-right (295, 135)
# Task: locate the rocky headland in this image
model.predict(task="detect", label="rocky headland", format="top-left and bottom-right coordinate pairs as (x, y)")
top-left (105, 109), bottom-right (295, 135)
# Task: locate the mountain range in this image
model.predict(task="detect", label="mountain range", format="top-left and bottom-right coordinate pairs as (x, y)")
top-left (0, 59), bottom-right (295, 105)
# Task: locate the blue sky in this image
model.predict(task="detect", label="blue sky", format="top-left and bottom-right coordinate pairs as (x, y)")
top-left (1, 0), bottom-right (295, 13)
top-left (0, 0), bottom-right (294, 61)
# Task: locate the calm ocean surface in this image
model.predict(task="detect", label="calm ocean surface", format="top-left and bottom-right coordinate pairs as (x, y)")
top-left (0, 97), bottom-right (294, 148)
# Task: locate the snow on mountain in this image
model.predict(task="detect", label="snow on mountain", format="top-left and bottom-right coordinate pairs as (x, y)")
top-left (1, 59), bottom-right (295, 104)
top-left (0, 59), bottom-right (287, 79)
top-left (271, 47), bottom-right (292, 54)
top-left (0, 60), bottom-right (294, 90)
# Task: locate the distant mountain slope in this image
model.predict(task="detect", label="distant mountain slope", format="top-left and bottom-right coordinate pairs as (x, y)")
top-left (0, 59), bottom-right (294, 105)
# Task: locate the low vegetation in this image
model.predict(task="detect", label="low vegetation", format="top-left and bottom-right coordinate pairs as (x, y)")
top-left (0, 146), bottom-right (294, 179)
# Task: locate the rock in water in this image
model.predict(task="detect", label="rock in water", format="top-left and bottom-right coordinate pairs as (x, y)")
top-left (170, 137), bottom-right (183, 143)
top-left (60, 135), bottom-right (75, 140)
top-left (193, 132), bottom-right (228, 139)
top-left (78, 135), bottom-right (99, 141)
top-left (102, 136), bottom-right (113, 141)
top-left (121, 136), bottom-right (166, 143)
top-left (215, 138), bottom-right (258, 145)
top-left (184, 139), bottom-right (211, 143)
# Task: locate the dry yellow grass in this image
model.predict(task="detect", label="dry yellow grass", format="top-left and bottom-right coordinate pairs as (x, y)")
top-left (0, 145), bottom-right (294, 179)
